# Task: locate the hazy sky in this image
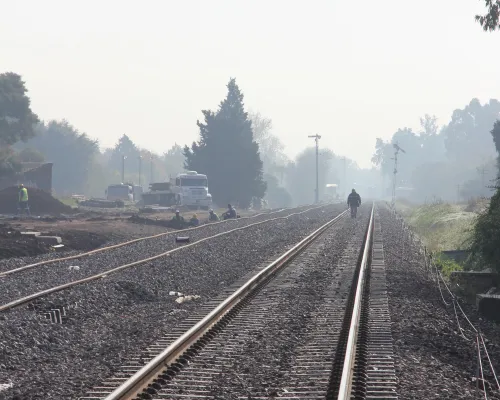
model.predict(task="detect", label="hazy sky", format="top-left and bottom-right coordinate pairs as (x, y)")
top-left (1, 0), bottom-right (499, 168)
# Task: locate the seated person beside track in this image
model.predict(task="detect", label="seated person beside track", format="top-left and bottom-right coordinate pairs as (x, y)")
top-left (189, 213), bottom-right (200, 226)
top-left (208, 209), bottom-right (219, 221)
top-left (171, 210), bottom-right (186, 229)
top-left (223, 204), bottom-right (237, 220)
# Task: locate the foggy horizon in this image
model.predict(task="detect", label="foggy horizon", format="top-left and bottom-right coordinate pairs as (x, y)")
top-left (2, 0), bottom-right (499, 169)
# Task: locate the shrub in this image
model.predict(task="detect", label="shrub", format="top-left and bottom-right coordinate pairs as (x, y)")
top-left (469, 187), bottom-right (500, 272)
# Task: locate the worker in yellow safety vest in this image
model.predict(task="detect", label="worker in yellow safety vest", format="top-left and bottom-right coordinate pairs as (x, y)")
top-left (18, 184), bottom-right (31, 217)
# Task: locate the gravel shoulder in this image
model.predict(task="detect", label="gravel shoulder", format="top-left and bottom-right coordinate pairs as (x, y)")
top-left (0, 204), bottom-right (344, 400)
top-left (0, 205), bottom-right (327, 305)
top-left (379, 206), bottom-right (500, 400)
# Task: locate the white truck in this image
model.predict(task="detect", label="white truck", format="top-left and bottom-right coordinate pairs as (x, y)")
top-left (106, 183), bottom-right (143, 202)
top-left (172, 171), bottom-right (212, 210)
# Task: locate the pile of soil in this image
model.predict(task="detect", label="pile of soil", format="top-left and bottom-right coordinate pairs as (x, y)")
top-left (55, 230), bottom-right (109, 251)
top-left (0, 225), bottom-right (112, 260)
top-left (129, 214), bottom-right (179, 229)
top-left (0, 223), bottom-right (51, 259)
top-left (0, 186), bottom-right (73, 215)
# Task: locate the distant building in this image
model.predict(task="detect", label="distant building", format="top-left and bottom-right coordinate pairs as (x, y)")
top-left (0, 162), bottom-right (53, 192)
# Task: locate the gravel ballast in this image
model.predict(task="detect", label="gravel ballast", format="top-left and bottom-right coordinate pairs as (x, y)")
top-left (160, 208), bottom-right (370, 398)
top-left (379, 206), bottom-right (500, 400)
top-left (0, 206), bottom-right (312, 274)
top-left (0, 205), bottom-right (331, 305)
top-left (0, 204), bottom-right (345, 399)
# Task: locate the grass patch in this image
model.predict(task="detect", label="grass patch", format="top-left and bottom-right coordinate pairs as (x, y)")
top-left (434, 253), bottom-right (463, 277)
top-left (396, 201), bottom-right (476, 253)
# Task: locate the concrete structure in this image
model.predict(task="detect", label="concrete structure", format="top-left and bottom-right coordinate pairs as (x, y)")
top-left (0, 162), bottom-right (53, 192)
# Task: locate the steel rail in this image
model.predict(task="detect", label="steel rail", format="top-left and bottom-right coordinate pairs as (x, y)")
top-left (0, 205), bottom-right (322, 278)
top-left (337, 203), bottom-right (375, 400)
top-left (0, 206), bottom-right (343, 313)
top-left (102, 209), bottom-right (349, 400)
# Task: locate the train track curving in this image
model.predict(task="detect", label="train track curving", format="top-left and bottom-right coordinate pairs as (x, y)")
top-left (78, 204), bottom-right (397, 400)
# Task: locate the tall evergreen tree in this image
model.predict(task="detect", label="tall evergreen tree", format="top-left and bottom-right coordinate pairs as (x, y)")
top-left (184, 78), bottom-right (266, 208)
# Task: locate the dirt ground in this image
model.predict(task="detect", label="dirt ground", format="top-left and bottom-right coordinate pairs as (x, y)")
top-left (0, 207), bottom-right (261, 260)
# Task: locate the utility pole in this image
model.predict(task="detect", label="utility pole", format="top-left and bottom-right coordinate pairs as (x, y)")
top-left (121, 155), bottom-right (126, 183)
top-left (138, 155), bottom-right (142, 186)
top-left (391, 143), bottom-right (406, 207)
top-left (457, 184), bottom-right (461, 203)
top-left (308, 134), bottom-right (321, 203)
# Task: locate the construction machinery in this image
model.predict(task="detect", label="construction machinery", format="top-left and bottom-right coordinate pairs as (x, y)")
top-left (141, 182), bottom-right (177, 207)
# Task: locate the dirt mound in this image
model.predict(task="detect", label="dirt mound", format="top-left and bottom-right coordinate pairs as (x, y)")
top-left (0, 224), bottom-right (112, 260)
top-left (54, 230), bottom-right (109, 251)
top-left (129, 214), bottom-right (176, 228)
top-left (0, 186), bottom-right (73, 215)
top-left (0, 223), bottom-right (51, 259)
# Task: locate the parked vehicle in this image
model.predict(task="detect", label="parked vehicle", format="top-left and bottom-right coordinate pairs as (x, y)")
top-left (171, 171), bottom-right (212, 210)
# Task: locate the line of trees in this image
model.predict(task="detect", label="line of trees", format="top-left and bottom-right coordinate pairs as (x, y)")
top-left (372, 100), bottom-right (500, 202)
top-left (0, 72), bottom-right (188, 198)
top-left (1, 72), bottom-right (377, 208)
top-left (468, 3), bottom-right (500, 272)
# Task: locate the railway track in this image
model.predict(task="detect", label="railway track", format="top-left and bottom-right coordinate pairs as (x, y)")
top-left (0, 204), bottom-right (339, 313)
top-left (0, 205), bottom-right (319, 279)
top-left (79, 204), bottom-right (397, 400)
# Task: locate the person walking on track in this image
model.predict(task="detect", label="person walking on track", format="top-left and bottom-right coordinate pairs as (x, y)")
top-left (347, 189), bottom-right (361, 218)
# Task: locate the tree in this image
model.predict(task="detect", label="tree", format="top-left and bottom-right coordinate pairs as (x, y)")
top-left (491, 120), bottom-right (500, 173)
top-left (19, 120), bottom-right (98, 195)
top-left (184, 78), bottom-right (266, 208)
top-left (419, 114), bottom-right (439, 136)
top-left (108, 134), bottom-right (140, 176)
top-left (164, 144), bottom-right (186, 178)
top-left (443, 99), bottom-right (500, 164)
top-left (0, 146), bottom-right (22, 176)
top-left (476, 0), bottom-right (500, 31)
top-left (0, 72), bottom-right (39, 146)
top-left (263, 173), bottom-right (292, 208)
top-left (17, 147), bottom-right (45, 163)
top-left (249, 112), bottom-right (288, 176)
top-left (286, 147), bottom-right (334, 205)
top-left (372, 138), bottom-right (394, 177)
top-left (469, 189), bottom-right (500, 272)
